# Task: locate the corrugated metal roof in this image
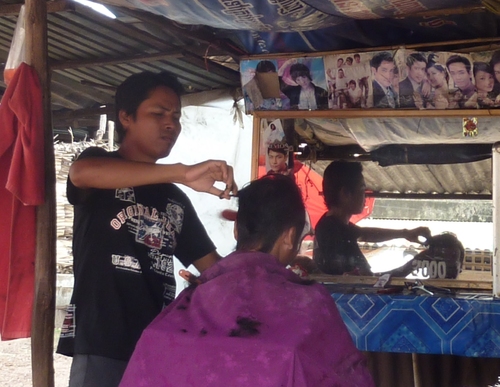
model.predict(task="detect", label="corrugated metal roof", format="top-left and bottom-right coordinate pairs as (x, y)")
top-left (311, 158), bottom-right (492, 196)
top-left (0, 0), bottom-right (243, 136)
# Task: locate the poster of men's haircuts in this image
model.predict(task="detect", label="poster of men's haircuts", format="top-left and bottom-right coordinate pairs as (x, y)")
top-left (471, 50), bottom-right (500, 108)
top-left (324, 52), bottom-right (372, 109)
top-left (278, 57), bottom-right (329, 111)
top-left (259, 119), bottom-right (293, 177)
top-left (241, 48), bottom-right (500, 112)
top-left (241, 59), bottom-right (282, 114)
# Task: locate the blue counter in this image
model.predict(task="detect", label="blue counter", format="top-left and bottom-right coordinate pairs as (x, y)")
top-left (331, 293), bottom-right (500, 357)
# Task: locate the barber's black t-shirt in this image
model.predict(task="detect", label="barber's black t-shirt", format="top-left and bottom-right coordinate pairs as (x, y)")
top-left (57, 147), bottom-right (216, 361)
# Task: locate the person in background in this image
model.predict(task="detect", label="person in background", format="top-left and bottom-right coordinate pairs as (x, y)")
top-left (56, 71), bottom-right (237, 387)
top-left (370, 51), bottom-right (399, 108)
top-left (119, 174), bottom-right (375, 387)
top-left (425, 56), bottom-right (450, 109)
top-left (399, 53), bottom-right (428, 108)
top-left (473, 61), bottom-right (496, 107)
top-left (313, 161), bottom-right (431, 276)
top-left (446, 54), bottom-right (478, 108)
top-left (282, 62), bottom-right (328, 110)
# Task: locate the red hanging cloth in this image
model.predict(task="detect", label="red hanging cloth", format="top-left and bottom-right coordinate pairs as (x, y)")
top-left (0, 63), bottom-right (44, 340)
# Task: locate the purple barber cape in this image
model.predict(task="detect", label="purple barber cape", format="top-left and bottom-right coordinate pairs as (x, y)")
top-left (120, 251), bottom-right (374, 387)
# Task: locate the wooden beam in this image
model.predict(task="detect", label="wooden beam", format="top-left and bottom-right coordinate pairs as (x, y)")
top-left (0, 0), bottom-right (73, 16)
top-left (25, 0), bottom-right (56, 386)
top-left (253, 108), bottom-right (500, 120)
top-left (50, 50), bottom-right (184, 70)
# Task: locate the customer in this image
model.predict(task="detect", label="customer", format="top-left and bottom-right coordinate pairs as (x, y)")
top-left (56, 71), bottom-right (237, 387)
top-left (120, 174), bottom-right (375, 387)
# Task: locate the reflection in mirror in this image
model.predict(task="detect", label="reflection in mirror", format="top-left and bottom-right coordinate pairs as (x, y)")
top-left (256, 115), bottom-right (493, 289)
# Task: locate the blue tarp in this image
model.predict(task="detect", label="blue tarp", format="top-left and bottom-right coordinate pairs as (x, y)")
top-left (102, 0), bottom-right (498, 54)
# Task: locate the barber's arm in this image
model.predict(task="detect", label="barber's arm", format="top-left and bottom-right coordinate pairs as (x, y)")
top-left (70, 156), bottom-right (237, 199)
top-left (358, 226), bottom-right (431, 244)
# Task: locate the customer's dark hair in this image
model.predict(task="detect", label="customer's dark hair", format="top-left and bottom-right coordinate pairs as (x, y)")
top-left (322, 161), bottom-right (363, 209)
top-left (236, 174), bottom-right (305, 253)
top-left (115, 71), bottom-right (184, 143)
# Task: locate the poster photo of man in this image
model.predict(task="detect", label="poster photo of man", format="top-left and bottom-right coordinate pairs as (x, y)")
top-left (278, 57), bottom-right (329, 110)
top-left (369, 50), bottom-right (399, 109)
top-left (240, 59), bottom-right (282, 113)
top-left (258, 119), bottom-right (293, 176)
top-left (444, 52), bottom-right (477, 109)
top-left (397, 50), bottom-right (430, 109)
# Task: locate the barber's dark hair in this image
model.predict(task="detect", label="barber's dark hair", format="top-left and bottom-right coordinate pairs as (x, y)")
top-left (236, 174), bottom-right (305, 254)
top-left (446, 54), bottom-right (471, 73)
top-left (370, 51), bottom-right (394, 70)
top-left (322, 161), bottom-right (363, 209)
top-left (290, 63), bottom-right (312, 82)
top-left (115, 71), bottom-right (184, 143)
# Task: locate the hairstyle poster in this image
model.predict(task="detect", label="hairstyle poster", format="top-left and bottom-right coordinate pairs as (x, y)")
top-left (259, 119), bottom-right (293, 177)
top-left (324, 52), bottom-right (372, 109)
top-left (278, 57), bottom-right (328, 111)
top-left (240, 59), bottom-right (282, 114)
top-left (241, 48), bottom-right (499, 112)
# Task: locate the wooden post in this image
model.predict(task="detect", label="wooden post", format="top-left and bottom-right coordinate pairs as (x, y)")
top-left (24, 0), bottom-right (57, 385)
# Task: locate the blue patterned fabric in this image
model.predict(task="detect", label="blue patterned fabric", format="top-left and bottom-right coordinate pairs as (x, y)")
top-left (332, 293), bottom-right (500, 358)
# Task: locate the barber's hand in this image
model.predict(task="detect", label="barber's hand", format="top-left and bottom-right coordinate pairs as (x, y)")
top-left (405, 227), bottom-right (431, 244)
top-left (182, 160), bottom-right (237, 199)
